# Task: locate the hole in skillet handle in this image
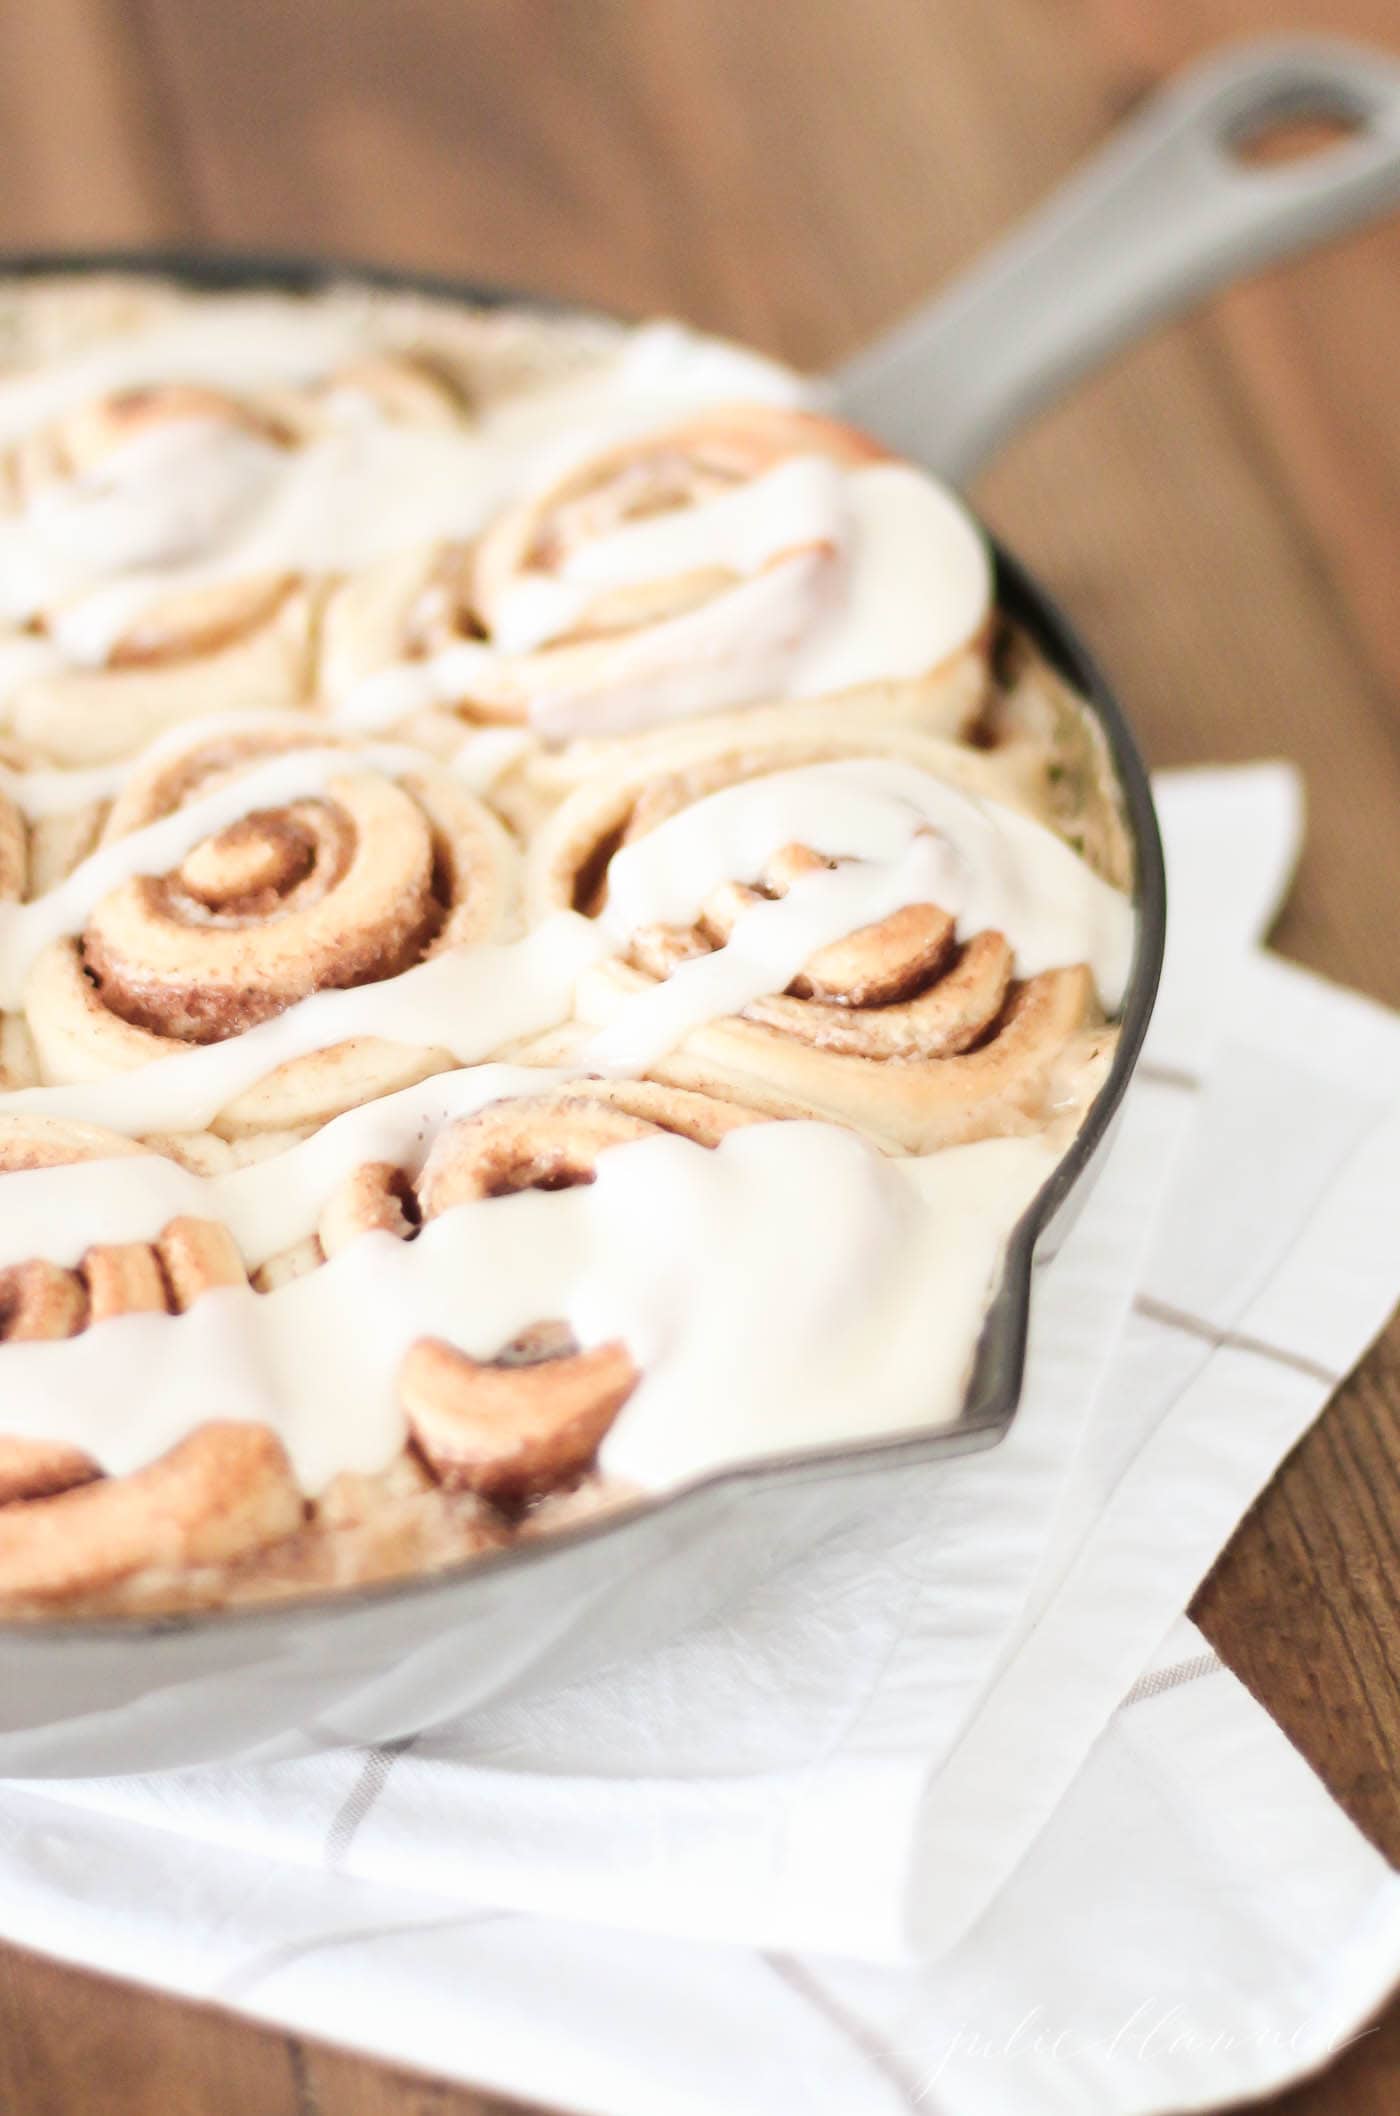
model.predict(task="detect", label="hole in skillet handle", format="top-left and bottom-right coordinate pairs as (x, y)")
top-left (1232, 107), bottom-right (1367, 166)
top-left (1226, 90), bottom-right (1369, 169)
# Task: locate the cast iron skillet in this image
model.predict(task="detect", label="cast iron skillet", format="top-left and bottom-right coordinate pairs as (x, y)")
top-left (1, 36), bottom-right (1397, 1776)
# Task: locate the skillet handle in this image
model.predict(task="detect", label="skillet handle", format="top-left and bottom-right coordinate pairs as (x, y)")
top-left (832, 36), bottom-right (1400, 480)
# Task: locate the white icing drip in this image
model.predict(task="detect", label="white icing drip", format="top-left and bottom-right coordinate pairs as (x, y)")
top-left (0, 1062), bottom-right (574, 1269)
top-left (583, 757), bottom-right (1133, 1071)
top-left (329, 461), bottom-right (992, 743)
top-left (0, 1122), bottom-right (1054, 1495)
top-left (3, 317), bottom-right (812, 665)
top-left (0, 914), bottom-right (599, 1136)
top-left (0, 753), bottom-right (132, 819)
top-left (217, 1062), bottom-right (571, 1263)
top-left (594, 1128), bottom-right (1055, 1487)
top-left (494, 459), bottom-right (991, 697)
top-left (30, 421), bottom-right (497, 660)
top-left (0, 296), bottom-right (377, 445)
top-left (586, 834), bottom-right (961, 1074)
top-left (0, 738), bottom-right (440, 1003)
top-left (510, 463), bottom-right (992, 739)
top-left (332, 551), bottom-right (835, 738)
top-left (791, 464), bottom-right (992, 696)
top-left (489, 454), bottom-right (849, 653)
top-left (0, 420), bottom-right (286, 628)
top-left (526, 550), bottom-right (837, 741)
top-left (0, 706), bottom-right (309, 819)
top-left (0, 1153), bottom-right (201, 1271)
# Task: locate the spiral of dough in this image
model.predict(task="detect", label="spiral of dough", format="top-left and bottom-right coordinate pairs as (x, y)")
top-left (18, 720), bottom-right (522, 1133)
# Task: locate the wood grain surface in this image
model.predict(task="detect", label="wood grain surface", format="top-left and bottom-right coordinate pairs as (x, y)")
top-left (0, 3), bottom-right (1396, 2111)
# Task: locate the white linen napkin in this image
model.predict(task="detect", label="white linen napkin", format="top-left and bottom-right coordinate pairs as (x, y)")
top-left (2, 762), bottom-right (1397, 2116)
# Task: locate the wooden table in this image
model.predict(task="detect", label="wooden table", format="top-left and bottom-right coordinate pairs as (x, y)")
top-left (1, 3), bottom-right (1397, 2110)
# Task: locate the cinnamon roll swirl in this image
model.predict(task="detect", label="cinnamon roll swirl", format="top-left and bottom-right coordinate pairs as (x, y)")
top-left (7, 718), bottom-right (522, 1134)
top-left (320, 405), bottom-right (994, 746)
top-left (528, 721), bottom-right (1124, 1152)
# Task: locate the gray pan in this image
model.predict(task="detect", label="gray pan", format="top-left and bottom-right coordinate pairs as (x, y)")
top-left (0, 35), bottom-right (1397, 1775)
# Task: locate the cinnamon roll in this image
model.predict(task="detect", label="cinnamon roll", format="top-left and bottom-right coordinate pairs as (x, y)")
top-left (527, 719), bottom-right (1125, 1152)
top-left (0, 382), bottom-right (319, 762)
top-left (319, 404), bottom-right (995, 747)
top-left (323, 1080), bottom-right (759, 1500)
top-left (0, 1111), bottom-right (304, 1600)
top-left (5, 717), bottom-right (523, 1134)
top-left (0, 277), bottom-right (1141, 1619)
top-left (0, 1111), bottom-right (514, 1612)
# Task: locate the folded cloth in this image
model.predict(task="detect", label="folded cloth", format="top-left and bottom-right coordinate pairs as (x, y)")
top-left (2, 763), bottom-right (1398, 2116)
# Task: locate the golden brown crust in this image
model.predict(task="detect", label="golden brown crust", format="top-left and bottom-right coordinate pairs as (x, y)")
top-left (400, 1335), bottom-right (640, 1502)
top-left (0, 1425), bottom-right (305, 1603)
